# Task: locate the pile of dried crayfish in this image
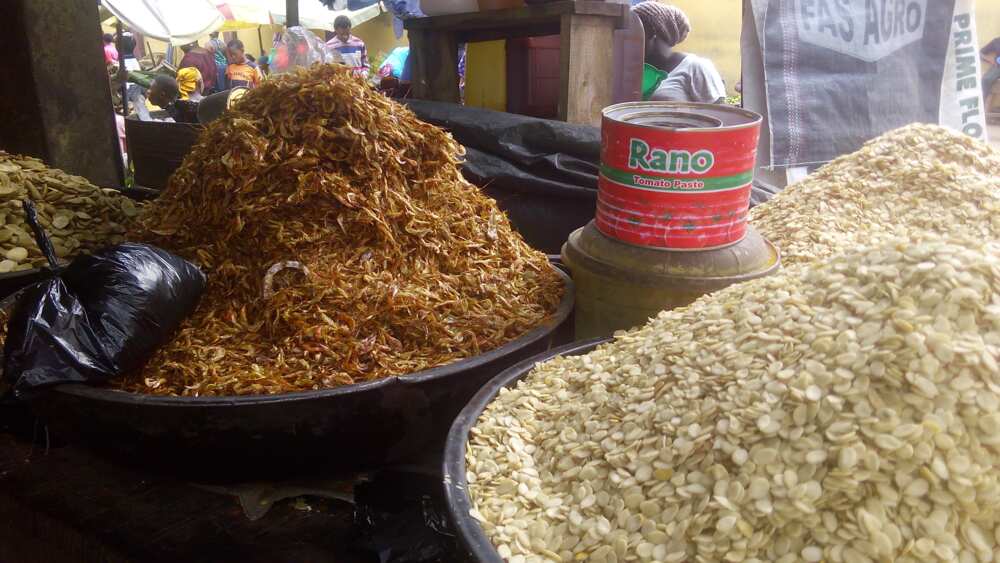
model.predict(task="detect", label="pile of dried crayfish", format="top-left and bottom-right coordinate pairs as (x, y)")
top-left (123, 65), bottom-right (563, 396)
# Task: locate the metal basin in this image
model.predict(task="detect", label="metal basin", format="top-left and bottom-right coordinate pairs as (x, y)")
top-left (443, 338), bottom-right (609, 562)
top-left (28, 265), bottom-right (575, 478)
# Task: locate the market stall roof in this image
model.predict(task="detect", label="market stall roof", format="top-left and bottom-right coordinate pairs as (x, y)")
top-left (267, 0), bottom-right (381, 30)
top-left (215, 1), bottom-right (272, 30)
top-left (215, 0), bottom-right (381, 32)
top-left (101, 0), bottom-right (225, 43)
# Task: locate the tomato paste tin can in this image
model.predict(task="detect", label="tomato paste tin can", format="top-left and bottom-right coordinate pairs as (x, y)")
top-left (598, 102), bottom-right (763, 250)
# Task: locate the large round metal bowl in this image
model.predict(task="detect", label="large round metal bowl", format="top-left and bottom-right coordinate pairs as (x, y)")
top-left (27, 265), bottom-right (575, 477)
top-left (443, 337), bottom-right (610, 562)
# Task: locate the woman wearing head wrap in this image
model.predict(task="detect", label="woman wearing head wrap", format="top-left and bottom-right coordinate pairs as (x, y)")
top-left (175, 67), bottom-right (203, 101)
top-left (632, 2), bottom-right (727, 103)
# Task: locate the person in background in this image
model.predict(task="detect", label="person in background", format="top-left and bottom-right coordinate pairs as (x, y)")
top-left (983, 36), bottom-right (1000, 102)
top-left (208, 31), bottom-right (229, 92)
top-left (145, 75), bottom-right (180, 116)
top-left (103, 33), bottom-right (119, 66)
top-left (632, 2), bottom-right (726, 103)
top-left (226, 39), bottom-right (263, 89)
top-left (326, 15), bottom-right (369, 77)
top-left (175, 67), bottom-right (204, 101)
top-left (120, 30), bottom-right (141, 71)
top-left (140, 75), bottom-right (199, 123)
top-left (258, 54), bottom-right (270, 77)
top-left (115, 112), bottom-right (127, 159)
top-left (178, 41), bottom-right (218, 94)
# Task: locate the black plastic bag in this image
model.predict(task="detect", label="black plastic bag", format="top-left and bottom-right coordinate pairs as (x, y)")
top-left (354, 470), bottom-right (459, 563)
top-left (3, 200), bottom-right (206, 393)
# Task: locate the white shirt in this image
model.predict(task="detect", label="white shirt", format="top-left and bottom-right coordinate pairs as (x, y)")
top-left (652, 54), bottom-right (727, 103)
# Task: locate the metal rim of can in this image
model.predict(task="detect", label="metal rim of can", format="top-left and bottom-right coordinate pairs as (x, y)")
top-left (602, 101), bottom-right (762, 132)
top-left (227, 87), bottom-right (250, 109)
top-left (563, 224), bottom-right (782, 287)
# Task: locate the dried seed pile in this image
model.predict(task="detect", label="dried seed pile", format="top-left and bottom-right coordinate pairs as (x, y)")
top-left (468, 236), bottom-right (1000, 563)
top-left (0, 152), bottom-right (140, 270)
top-left (750, 124), bottom-right (1000, 267)
top-left (125, 64), bottom-right (562, 396)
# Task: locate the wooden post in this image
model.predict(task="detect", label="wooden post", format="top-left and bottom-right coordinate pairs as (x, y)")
top-left (286, 0), bottom-right (299, 27)
top-left (409, 30), bottom-right (460, 103)
top-left (559, 13), bottom-right (617, 126)
top-left (0, 0), bottom-right (123, 187)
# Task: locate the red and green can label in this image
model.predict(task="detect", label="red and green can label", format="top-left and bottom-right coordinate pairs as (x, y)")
top-left (597, 105), bottom-right (762, 250)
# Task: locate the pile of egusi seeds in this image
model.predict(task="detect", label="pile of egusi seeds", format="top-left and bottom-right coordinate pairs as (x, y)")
top-left (751, 124), bottom-right (1000, 266)
top-left (466, 127), bottom-right (1000, 563)
top-left (468, 236), bottom-right (1000, 563)
top-left (0, 152), bottom-right (140, 270)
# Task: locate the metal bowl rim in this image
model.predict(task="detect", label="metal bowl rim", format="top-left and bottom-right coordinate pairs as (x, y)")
top-left (442, 337), bottom-right (610, 562)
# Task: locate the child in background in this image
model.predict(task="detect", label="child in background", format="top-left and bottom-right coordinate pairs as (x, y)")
top-left (326, 16), bottom-right (369, 78)
top-left (225, 39), bottom-right (262, 89)
top-left (103, 33), bottom-right (119, 66)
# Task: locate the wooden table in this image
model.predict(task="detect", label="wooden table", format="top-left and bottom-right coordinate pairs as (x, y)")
top-left (405, 1), bottom-right (628, 126)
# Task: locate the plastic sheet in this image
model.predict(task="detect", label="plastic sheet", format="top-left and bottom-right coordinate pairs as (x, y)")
top-left (403, 100), bottom-right (598, 253)
top-left (270, 26), bottom-right (343, 76)
top-left (3, 201), bottom-right (206, 394)
top-left (354, 470), bottom-right (458, 563)
top-left (404, 99), bottom-right (600, 192)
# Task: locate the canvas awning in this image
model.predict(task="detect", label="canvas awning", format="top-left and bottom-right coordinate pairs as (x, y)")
top-left (105, 0), bottom-right (382, 42)
top-left (216, 1), bottom-right (273, 30)
top-left (101, 0), bottom-right (225, 43)
top-left (268, 0), bottom-right (381, 30)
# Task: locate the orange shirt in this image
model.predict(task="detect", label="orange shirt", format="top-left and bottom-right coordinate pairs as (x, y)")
top-left (226, 63), bottom-right (261, 89)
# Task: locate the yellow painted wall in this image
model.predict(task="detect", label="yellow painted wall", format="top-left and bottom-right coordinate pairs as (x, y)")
top-left (466, 41), bottom-right (508, 111)
top-left (355, 12), bottom-right (408, 66)
top-left (668, 0), bottom-right (1000, 96)
top-left (981, 3), bottom-right (1000, 48)
top-left (667, 0), bottom-right (743, 95)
